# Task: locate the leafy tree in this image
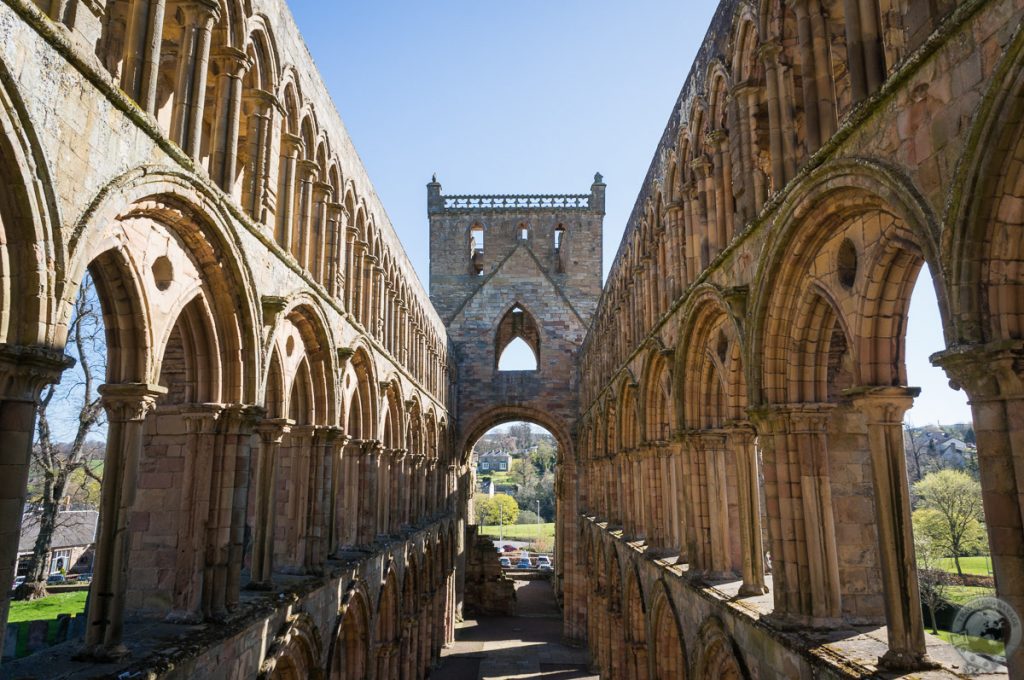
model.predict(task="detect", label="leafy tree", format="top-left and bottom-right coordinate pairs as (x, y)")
top-left (913, 469), bottom-right (987, 577)
top-left (476, 493), bottom-right (519, 526)
top-left (964, 426), bottom-right (976, 445)
top-left (516, 510), bottom-right (542, 525)
top-left (509, 422), bottom-right (534, 451)
top-left (17, 274), bottom-right (106, 600)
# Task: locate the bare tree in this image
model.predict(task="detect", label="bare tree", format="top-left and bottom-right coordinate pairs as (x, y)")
top-left (16, 274), bottom-right (105, 600)
top-left (904, 423), bottom-right (927, 483)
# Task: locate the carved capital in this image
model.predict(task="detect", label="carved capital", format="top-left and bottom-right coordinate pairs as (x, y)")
top-left (843, 386), bottom-right (920, 424)
top-left (932, 340), bottom-right (1024, 401)
top-left (99, 383), bottom-right (168, 422)
top-left (256, 418), bottom-right (294, 444)
top-left (0, 344), bottom-right (73, 402)
top-left (180, 403), bottom-right (226, 434)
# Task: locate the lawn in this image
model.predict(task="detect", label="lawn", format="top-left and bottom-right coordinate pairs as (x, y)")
top-left (8, 591), bottom-right (88, 624)
top-left (936, 556), bottom-right (993, 576)
top-left (934, 629), bottom-right (1005, 657)
top-left (943, 585), bottom-right (995, 606)
top-left (479, 522), bottom-right (555, 540)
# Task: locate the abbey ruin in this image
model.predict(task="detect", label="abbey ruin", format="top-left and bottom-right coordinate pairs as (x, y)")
top-left (0, 0), bottom-right (1022, 677)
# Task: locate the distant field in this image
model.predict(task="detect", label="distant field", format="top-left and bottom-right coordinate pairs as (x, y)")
top-left (936, 556), bottom-right (993, 576)
top-left (479, 523), bottom-right (555, 540)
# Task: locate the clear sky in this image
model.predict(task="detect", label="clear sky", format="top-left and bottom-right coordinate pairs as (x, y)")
top-left (285, 0), bottom-right (972, 427)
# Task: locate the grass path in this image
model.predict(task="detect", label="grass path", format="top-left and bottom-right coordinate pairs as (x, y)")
top-left (8, 591), bottom-right (87, 623)
top-left (936, 556), bottom-right (993, 576)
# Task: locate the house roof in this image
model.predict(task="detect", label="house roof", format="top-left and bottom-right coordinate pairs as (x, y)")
top-left (18, 511), bottom-right (98, 553)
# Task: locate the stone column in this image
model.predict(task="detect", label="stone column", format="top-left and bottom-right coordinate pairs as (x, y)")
top-left (208, 47), bottom-right (250, 194)
top-left (248, 418), bottom-right (292, 590)
top-left (358, 441), bottom-right (382, 546)
top-left (84, 383), bottom-right (167, 659)
top-left (306, 426), bottom-right (339, 573)
top-left (727, 424), bottom-right (768, 596)
top-left (0, 346), bottom-right (70, 656)
top-left (294, 160), bottom-right (318, 271)
top-left (276, 133), bottom-right (301, 250)
top-left (751, 404), bottom-right (842, 627)
top-left (170, 403), bottom-right (224, 623)
top-left (120, 0), bottom-right (166, 112)
top-left (241, 90), bottom-right (278, 223)
top-left (934, 344), bottom-right (1024, 675)
top-left (792, 0), bottom-right (822, 150)
top-left (221, 405), bottom-right (261, 615)
top-left (327, 431), bottom-right (349, 555)
top-left (759, 41), bottom-right (786, 191)
top-left (169, 1), bottom-right (219, 159)
top-left (846, 387), bottom-right (930, 669)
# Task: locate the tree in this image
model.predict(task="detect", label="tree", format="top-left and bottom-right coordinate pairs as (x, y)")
top-left (913, 469), bottom-right (987, 578)
top-left (16, 274), bottom-right (106, 600)
top-left (476, 493), bottom-right (519, 526)
top-left (915, 531), bottom-right (950, 634)
top-left (509, 422), bottom-right (534, 451)
top-left (904, 424), bottom-right (927, 482)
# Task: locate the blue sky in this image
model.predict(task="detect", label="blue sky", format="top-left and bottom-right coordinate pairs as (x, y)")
top-left (284, 1), bottom-right (971, 427)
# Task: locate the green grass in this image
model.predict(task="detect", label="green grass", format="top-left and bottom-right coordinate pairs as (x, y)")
top-left (943, 585), bottom-right (995, 606)
top-left (934, 629), bottom-right (1005, 657)
top-left (936, 556), bottom-right (993, 576)
top-left (479, 522), bottom-right (555, 540)
top-left (8, 591), bottom-right (88, 624)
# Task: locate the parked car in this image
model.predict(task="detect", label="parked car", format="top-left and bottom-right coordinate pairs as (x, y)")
top-left (11, 576), bottom-right (24, 590)
top-left (516, 557), bottom-right (532, 569)
top-left (536, 556), bottom-right (551, 567)
top-left (498, 557), bottom-right (511, 568)
top-left (46, 574), bottom-right (66, 585)
top-left (539, 563), bottom-right (554, 572)
top-left (75, 572), bottom-right (93, 583)
top-left (502, 545), bottom-right (517, 552)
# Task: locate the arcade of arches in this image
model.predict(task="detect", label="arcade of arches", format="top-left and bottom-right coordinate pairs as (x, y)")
top-left (1, 0), bottom-right (1024, 678)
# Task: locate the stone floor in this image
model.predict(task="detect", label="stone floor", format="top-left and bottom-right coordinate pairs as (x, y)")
top-left (433, 580), bottom-right (596, 680)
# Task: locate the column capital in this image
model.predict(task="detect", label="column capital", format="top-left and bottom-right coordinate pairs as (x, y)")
top-left (256, 417), bottom-right (294, 444)
top-left (0, 343), bottom-right (73, 402)
top-left (211, 46), bottom-right (251, 76)
top-left (747, 402), bottom-right (834, 433)
top-left (360, 439), bottom-right (384, 456)
top-left (932, 340), bottom-right (1024, 400)
top-left (99, 383), bottom-right (168, 422)
top-left (844, 386), bottom-right (920, 424)
top-left (180, 403), bottom-right (226, 434)
top-left (757, 40), bottom-right (783, 63)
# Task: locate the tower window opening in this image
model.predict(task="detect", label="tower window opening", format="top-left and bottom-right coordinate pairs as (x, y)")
top-left (520, 224), bottom-right (529, 240)
top-left (470, 225), bottom-right (485, 275)
top-left (554, 225), bottom-right (566, 273)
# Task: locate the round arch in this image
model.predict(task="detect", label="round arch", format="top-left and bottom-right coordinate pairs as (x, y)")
top-left (328, 583), bottom-right (371, 680)
top-left (457, 405), bottom-right (573, 465)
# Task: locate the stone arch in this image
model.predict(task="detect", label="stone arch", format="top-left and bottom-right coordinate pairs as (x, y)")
top-left (380, 377), bottom-right (405, 450)
top-left (494, 301), bottom-right (541, 370)
top-left (695, 618), bottom-right (746, 680)
top-left (649, 583), bottom-right (687, 680)
top-left (374, 562), bottom-right (401, 678)
top-left (64, 168), bottom-right (260, 402)
top-left (0, 59), bottom-right (61, 347)
top-left (399, 552), bottom-right (420, 680)
top-left (945, 24), bottom-right (1024, 346)
top-left (749, 158), bottom-right (942, 404)
top-left (261, 611), bottom-right (324, 680)
top-left (625, 566), bottom-right (649, 680)
top-left (328, 583), bottom-right (371, 680)
top-left (344, 344), bottom-right (378, 441)
top-left (458, 404), bottom-right (573, 465)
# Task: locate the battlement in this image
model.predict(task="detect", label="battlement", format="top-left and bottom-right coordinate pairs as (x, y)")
top-left (427, 174), bottom-right (606, 215)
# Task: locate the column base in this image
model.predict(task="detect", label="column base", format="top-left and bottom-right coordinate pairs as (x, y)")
top-left (245, 580), bottom-right (275, 592)
top-left (878, 650), bottom-right (938, 671)
top-left (764, 611), bottom-right (844, 631)
top-left (164, 609), bottom-right (203, 625)
top-left (74, 643), bottom-right (131, 662)
top-left (738, 582), bottom-right (769, 597)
